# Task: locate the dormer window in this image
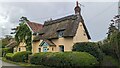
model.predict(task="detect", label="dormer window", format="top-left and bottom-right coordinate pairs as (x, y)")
top-left (57, 30), bottom-right (64, 38)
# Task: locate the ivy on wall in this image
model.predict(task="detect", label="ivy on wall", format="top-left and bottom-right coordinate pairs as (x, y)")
top-left (15, 17), bottom-right (32, 51)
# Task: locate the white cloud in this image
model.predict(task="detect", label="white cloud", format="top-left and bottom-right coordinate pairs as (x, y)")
top-left (0, 2), bottom-right (118, 41)
top-left (0, 0), bottom-right (119, 2)
top-left (0, 3), bottom-right (26, 38)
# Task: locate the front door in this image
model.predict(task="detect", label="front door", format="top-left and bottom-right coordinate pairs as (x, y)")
top-left (59, 45), bottom-right (64, 52)
top-left (43, 47), bottom-right (48, 52)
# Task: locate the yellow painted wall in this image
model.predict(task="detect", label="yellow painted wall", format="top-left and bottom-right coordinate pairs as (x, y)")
top-left (52, 37), bottom-right (74, 52)
top-left (15, 40), bottom-right (26, 52)
top-left (73, 22), bottom-right (89, 43)
top-left (16, 42), bottom-right (26, 52)
top-left (32, 40), bottom-right (41, 54)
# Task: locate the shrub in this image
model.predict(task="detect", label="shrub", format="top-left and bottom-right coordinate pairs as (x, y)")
top-left (30, 52), bottom-right (98, 67)
top-left (100, 43), bottom-right (118, 59)
top-left (2, 48), bottom-right (13, 57)
top-left (12, 51), bottom-right (32, 62)
top-left (100, 55), bottom-right (119, 66)
top-left (72, 42), bottom-right (104, 61)
top-left (5, 53), bottom-right (14, 61)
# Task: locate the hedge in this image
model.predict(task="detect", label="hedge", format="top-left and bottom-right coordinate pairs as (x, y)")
top-left (12, 51), bottom-right (32, 62)
top-left (30, 52), bottom-right (99, 67)
top-left (5, 53), bottom-right (14, 61)
top-left (5, 51), bottom-right (32, 62)
top-left (100, 56), bottom-right (119, 66)
top-left (100, 43), bottom-right (117, 59)
top-left (2, 48), bottom-right (13, 57)
top-left (72, 42), bottom-right (104, 61)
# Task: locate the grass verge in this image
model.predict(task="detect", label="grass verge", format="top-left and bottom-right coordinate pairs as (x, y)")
top-left (2, 57), bottom-right (53, 68)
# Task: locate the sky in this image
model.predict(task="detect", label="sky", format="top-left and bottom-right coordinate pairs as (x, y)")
top-left (0, 0), bottom-right (119, 41)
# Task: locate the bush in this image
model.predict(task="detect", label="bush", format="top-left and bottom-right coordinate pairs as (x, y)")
top-left (100, 43), bottom-right (118, 59)
top-left (72, 42), bottom-right (104, 61)
top-left (5, 53), bottom-right (14, 61)
top-left (2, 48), bottom-right (13, 57)
top-left (30, 52), bottom-right (98, 67)
top-left (12, 51), bottom-right (32, 62)
top-left (100, 55), bottom-right (119, 66)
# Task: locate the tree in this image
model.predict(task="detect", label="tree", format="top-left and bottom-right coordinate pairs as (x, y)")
top-left (14, 17), bottom-right (32, 51)
top-left (1, 35), bottom-right (13, 48)
top-left (107, 15), bottom-right (120, 62)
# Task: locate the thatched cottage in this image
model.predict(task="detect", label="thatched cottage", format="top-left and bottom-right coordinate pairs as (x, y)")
top-left (32, 1), bottom-right (91, 53)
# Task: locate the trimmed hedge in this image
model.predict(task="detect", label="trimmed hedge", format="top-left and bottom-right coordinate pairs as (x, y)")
top-left (30, 52), bottom-right (99, 67)
top-left (72, 42), bottom-right (104, 61)
top-left (5, 53), bottom-right (14, 61)
top-left (12, 51), bottom-right (32, 62)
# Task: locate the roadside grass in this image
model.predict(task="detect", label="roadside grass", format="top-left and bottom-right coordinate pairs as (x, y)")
top-left (2, 57), bottom-right (53, 68)
top-left (2, 57), bottom-right (35, 66)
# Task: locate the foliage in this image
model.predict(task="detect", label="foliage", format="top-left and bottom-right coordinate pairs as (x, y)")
top-left (12, 51), bottom-right (32, 62)
top-left (5, 53), bottom-right (14, 61)
top-left (0, 48), bottom-right (2, 57)
top-left (30, 52), bottom-right (98, 67)
top-left (1, 35), bottom-right (13, 48)
top-left (101, 22), bottom-right (120, 62)
top-left (100, 41), bottom-right (117, 58)
top-left (2, 48), bottom-right (13, 57)
top-left (109, 31), bottom-right (120, 62)
top-left (72, 42), bottom-right (104, 61)
top-left (15, 17), bottom-right (32, 51)
top-left (100, 55), bottom-right (119, 66)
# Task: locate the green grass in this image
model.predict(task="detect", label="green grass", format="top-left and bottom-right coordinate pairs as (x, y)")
top-left (2, 57), bottom-right (53, 68)
top-left (2, 57), bottom-right (35, 66)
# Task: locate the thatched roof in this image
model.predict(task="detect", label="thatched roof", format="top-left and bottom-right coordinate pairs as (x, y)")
top-left (33, 35), bottom-right (43, 42)
top-left (38, 14), bottom-right (91, 39)
top-left (6, 41), bottom-right (17, 48)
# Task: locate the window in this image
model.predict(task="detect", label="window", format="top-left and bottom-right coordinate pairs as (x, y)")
top-left (59, 45), bottom-right (64, 52)
top-left (38, 48), bottom-right (41, 52)
top-left (19, 48), bottom-right (21, 51)
top-left (83, 30), bottom-right (86, 36)
top-left (52, 47), bottom-right (54, 51)
top-left (58, 31), bottom-right (64, 38)
top-left (84, 34), bottom-right (86, 36)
